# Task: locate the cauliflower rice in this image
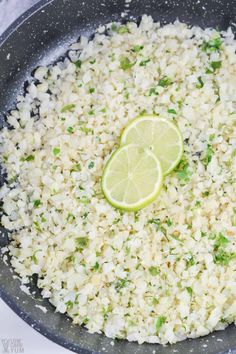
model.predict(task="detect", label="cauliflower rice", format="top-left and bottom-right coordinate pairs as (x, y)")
top-left (1, 15), bottom-right (236, 345)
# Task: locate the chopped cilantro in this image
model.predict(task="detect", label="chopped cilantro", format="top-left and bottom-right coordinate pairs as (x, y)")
top-left (33, 221), bottom-right (41, 233)
top-left (33, 199), bottom-right (41, 208)
top-left (67, 126), bottom-right (74, 134)
top-left (175, 158), bottom-right (191, 184)
top-left (156, 316), bottom-right (166, 333)
top-left (76, 237), bottom-right (89, 248)
top-left (166, 218), bottom-right (172, 227)
top-left (167, 108), bottom-right (177, 114)
top-left (148, 218), bottom-right (167, 235)
top-left (115, 278), bottom-right (129, 292)
top-left (186, 287), bottom-right (193, 296)
top-left (149, 266), bottom-right (159, 276)
top-left (209, 134), bottom-right (215, 141)
top-left (213, 250), bottom-right (236, 266)
top-left (118, 25), bottom-right (129, 34)
top-left (89, 58), bottom-right (96, 64)
top-left (66, 212), bottom-right (75, 222)
top-left (75, 60), bottom-right (82, 68)
top-left (61, 104), bottom-right (76, 113)
top-left (53, 147), bottom-right (60, 156)
top-left (203, 191), bottom-right (210, 197)
top-left (111, 23), bottom-right (118, 31)
top-left (70, 163), bottom-right (81, 173)
top-left (206, 61), bottom-right (222, 74)
top-left (158, 76), bottom-right (172, 87)
top-left (186, 254), bottom-right (195, 268)
top-left (65, 300), bottom-right (74, 309)
top-left (89, 88), bottom-right (95, 93)
top-left (77, 196), bottom-right (90, 204)
top-left (25, 155), bottom-right (35, 162)
top-left (214, 233), bottom-right (229, 251)
top-left (148, 87), bottom-right (158, 96)
top-left (88, 161), bottom-right (94, 169)
top-left (202, 144), bottom-right (213, 167)
top-left (139, 59), bottom-right (150, 67)
top-left (80, 126), bottom-right (93, 135)
top-left (196, 76), bottom-right (204, 88)
top-left (92, 261), bottom-right (99, 271)
top-left (202, 37), bottom-right (222, 52)
top-left (120, 56), bottom-right (136, 70)
top-left (195, 200), bottom-right (201, 207)
top-left (131, 45), bottom-right (144, 52)
top-left (88, 109), bottom-right (95, 115)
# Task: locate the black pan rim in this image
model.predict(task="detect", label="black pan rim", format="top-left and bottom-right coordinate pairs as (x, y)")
top-left (0, 0), bottom-right (52, 47)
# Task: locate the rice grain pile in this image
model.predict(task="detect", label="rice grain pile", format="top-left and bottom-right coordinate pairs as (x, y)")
top-left (1, 15), bottom-right (236, 344)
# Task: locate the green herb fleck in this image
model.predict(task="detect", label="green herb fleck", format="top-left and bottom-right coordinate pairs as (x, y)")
top-left (167, 108), bottom-right (177, 114)
top-left (120, 56), bottom-right (136, 70)
top-left (88, 109), bottom-right (95, 115)
top-left (213, 250), bottom-right (236, 266)
top-left (53, 147), bottom-right (60, 156)
top-left (202, 37), bottom-right (222, 52)
top-left (80, 126), bottom-right (93, 135)
top-left (202, 144), bottom-right (213, 167)
top-left (206, 61), bottom-right (222, 74)
top-left (196, 76), bottom-right (204, 88)
top-left (214, 233), bottom-right (229, 251)
top-left (148, 87), bottom-right (158, 96)
top-left (139, 59), bottom-right (150, 67)
top-left (118, 25), bottom-right (129, 34)
top-left (67, 126), bottom-right (74, 134)
top-left (75, 60), bottom-right (82, 68)
top-left (77, 196), bottom-right (90, 204)
top-left (89, 58), bottom-right (96, 64)
top-left (115, 278), bottom-right (129, 292)
top-left (67, 212), bottom-right (75, 222)
top-left (61, 104), bottom-right (76, 113)
top-left (186, 287), bottom-right (193, 296)
top-left (158, 76), bottom-right (172, 87)
top-left (148, 218), bottom-right (167, 235)
top-left (89, 88), bottom-right (95, 93)
top-left (92, 261), bottom-right (99, 271)
top-left (166, 218), bottom-right (172, 227)
top-left (88, 161), bottom-right (94, 169)
top-left (65, 300), bottom-right (74, 309)
top-left (149, 266), bottom-right (159, 276)
top-left (175, 158), bottom-right (191, 184)
top-left (76, 237), bottom-right (89, 248)
top-left (25, 155), bottom-right (35, 162)
top-left (131, 45), bottom-right (144, 52)
top-left (111, 23), bottom-right (118, 31)
top-left (186, 254), bottom-right (195, 268)
top-left (156, 316), bottom-right (166, 333)
top-left (70, 163), bottom-right (81, 173)
top-left (33, 221), bottom-right (41, 233)
top-left (33, 200), bottom-right (41, 208)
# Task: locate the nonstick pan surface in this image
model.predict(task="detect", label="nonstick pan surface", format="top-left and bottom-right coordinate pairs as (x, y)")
top-left (0, 0), bottom-right (236, 353)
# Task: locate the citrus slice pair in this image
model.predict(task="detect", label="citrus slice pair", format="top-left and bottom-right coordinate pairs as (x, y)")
top-left (102, 115), bottom-right (183, 211)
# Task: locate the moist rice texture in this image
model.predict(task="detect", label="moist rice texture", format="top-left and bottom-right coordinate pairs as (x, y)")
top-left (1, 15), bottom-right (236, 345)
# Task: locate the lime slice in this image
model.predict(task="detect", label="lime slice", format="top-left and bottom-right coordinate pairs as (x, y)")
top-left (120, 115), bottom-right (183, 175)
top-left (102, 144), bottom-right (163, 211)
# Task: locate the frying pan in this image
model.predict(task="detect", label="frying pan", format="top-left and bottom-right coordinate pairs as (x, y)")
top-left (0, 0), bottom-right (236, 353)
